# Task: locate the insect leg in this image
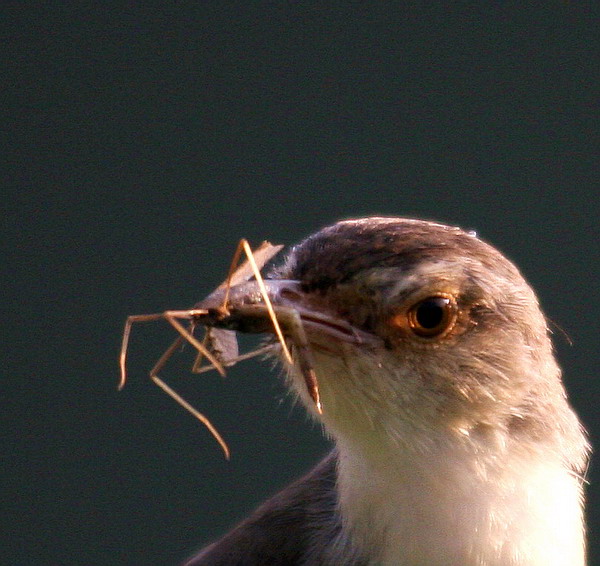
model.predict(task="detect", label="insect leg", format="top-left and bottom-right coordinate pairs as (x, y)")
top-left (274, 306), bottom-right (322, 414)
top-left (239, 239), bottom-right (293, 365)
top-left (162, 311), bottom-right (226, 376)
top-left (120, 312), bottom-right (170, 390)
top-left (150, 373), bottom-right (230, 460)
top-left (192, 343), bottom-right (277, 374)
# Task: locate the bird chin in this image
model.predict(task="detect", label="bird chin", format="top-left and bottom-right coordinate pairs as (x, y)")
top-left (283, 340), bottom-right (396, 443)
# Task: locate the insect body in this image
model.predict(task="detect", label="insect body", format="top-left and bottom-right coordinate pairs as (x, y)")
top-left (119, 240), bottom-right (321, 458)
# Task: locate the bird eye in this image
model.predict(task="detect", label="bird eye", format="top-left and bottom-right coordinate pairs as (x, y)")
top-left (407, 295), bottom-right (457, 338)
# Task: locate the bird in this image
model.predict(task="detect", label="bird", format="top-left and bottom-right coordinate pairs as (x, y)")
top-left (183, 217), bottom-right (589, 566)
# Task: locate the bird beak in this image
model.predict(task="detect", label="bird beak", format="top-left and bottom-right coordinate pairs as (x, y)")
top-left (196, 278), bottom-right (379, 348)
top-left (195, 279), bottom-right (381, 413)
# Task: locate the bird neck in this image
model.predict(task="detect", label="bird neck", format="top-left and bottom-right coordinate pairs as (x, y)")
top-left (335, 429), bottom-right (586, 566)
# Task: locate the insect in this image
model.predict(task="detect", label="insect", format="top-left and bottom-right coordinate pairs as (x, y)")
top-left (119, 239), bottom-right (322, 459)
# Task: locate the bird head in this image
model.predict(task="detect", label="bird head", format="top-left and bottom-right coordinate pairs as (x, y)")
top-left (251, 217), bottom-right (587, 472)
top-left (200, 217), bottom-right (587, 474)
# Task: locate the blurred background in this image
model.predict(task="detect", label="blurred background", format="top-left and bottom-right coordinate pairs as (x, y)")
top-left (3, 4), bottom-right (599, 565)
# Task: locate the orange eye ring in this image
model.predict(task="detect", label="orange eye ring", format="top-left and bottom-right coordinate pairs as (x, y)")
top-left (406, 295), bottom-right (458, 338)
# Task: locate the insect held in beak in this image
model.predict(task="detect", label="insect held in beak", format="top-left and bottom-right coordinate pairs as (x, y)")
top-left (118, 239), bottom-right (322, 459)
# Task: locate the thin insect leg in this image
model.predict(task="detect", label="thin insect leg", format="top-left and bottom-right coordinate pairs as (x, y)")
top-left (240, 239), bottom-right (294, 365)
top-left (268, 305), bottom-right (322, 414)
top-left (147, 334), bottom-right (185, 378)
top-left (191, 332), bottom-right (212, 373)
top-left (138, 326), bottom-right (230, 456)
top-left (163, 312), bottom-right (226, 376)
top-left (192, 343), bottom-right (277, 374)
top-left (221, 239), bottom-right (247, 308)
top-left (150, 374), bottom-right (230, 460)
top-left (145, 335), bottom-right (230, 458)
top-left (120, 312), bottom-right (171, 390)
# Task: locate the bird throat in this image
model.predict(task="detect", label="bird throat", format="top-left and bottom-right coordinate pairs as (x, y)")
top-left (334, 431), bottom-right (586, 566)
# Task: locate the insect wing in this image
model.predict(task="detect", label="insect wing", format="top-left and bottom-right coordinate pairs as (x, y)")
top-left (206, 327), bottom-right (239, 366)
top-left (217, 241), bottom-right (284, 289)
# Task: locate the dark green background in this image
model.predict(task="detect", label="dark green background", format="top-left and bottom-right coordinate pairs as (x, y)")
top-left (3, 4), bottom-right (599, 565)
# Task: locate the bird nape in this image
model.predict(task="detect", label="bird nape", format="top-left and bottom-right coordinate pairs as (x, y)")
top-left (183, 217), bottom-right (589, 566)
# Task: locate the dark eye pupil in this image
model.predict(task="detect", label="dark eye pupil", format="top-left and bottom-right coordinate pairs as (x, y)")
top-left (415, 297), bottom-right (449, 329)
top-left (403, 295), bottom-right (457, 338)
